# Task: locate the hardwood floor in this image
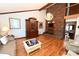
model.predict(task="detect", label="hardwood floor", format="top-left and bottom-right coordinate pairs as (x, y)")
top-left (16, 34), bottom-right (66, 56)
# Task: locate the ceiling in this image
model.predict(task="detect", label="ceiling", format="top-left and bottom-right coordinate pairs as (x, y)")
top-left (0, 3), bottom-right (47, 13)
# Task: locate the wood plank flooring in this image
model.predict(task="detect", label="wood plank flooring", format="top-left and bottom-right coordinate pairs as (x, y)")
top-left (16, 34), bottom-right (66, 56)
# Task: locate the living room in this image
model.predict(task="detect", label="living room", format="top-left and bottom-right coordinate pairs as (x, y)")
top-left (0, 3), bottom-right (79, 56)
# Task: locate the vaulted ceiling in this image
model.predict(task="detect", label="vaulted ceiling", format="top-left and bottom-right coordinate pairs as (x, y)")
top-left (0, 3), bottom-right (47, 13)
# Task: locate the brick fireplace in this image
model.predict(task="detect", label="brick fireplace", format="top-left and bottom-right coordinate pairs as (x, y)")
top-left (46, 3), bottom-right (66, 39)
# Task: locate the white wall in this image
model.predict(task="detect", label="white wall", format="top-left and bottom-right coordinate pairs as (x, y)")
top-left (0, 10), bottom-right (46, 38)
top-left (74, 17), bottom-right (79, 42)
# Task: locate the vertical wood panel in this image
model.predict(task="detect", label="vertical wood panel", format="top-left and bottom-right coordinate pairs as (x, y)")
top-left (69, 4), bottom-right (79, 15)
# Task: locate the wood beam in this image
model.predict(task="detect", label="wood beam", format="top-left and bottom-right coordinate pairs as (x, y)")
top-left (66, 3), bottom-right (79, 8)
top-left (39, 3), bottom-right (56, 11)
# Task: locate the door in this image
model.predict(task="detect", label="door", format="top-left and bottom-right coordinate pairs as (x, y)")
top-left (65, 21), bottom-right (76, 39)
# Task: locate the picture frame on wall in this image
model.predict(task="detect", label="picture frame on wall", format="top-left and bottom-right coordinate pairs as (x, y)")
top-left (39, 22), bottom-right (43, 29)
top-left (9, 18), bottom-right (21, 29)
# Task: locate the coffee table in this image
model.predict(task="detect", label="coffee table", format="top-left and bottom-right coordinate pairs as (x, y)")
top-left (23, 38), bottom-right (42, 54)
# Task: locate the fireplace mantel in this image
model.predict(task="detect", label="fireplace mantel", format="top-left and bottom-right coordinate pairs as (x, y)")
top-left (64, 14), bottom-right (79, 19)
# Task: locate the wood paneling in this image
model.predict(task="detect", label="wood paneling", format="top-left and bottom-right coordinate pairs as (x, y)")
top-left (69, 4), bottom-right (79, 15)
top-left (70, 3), bottom-right (76, 6)
top-left (46, 3), bottom-right (66, 39)
top-left (16, 34), bottom-right (66, 56)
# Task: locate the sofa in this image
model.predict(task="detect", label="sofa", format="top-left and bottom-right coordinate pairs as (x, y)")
top-left (0, 35), bottom-right (16, 56)
top-left (65, 39), bottom-right (79, 54)
top-left (66, 50), bottom-right (79, 56)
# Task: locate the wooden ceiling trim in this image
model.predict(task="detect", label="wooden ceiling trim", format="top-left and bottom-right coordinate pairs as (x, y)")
top-left (39, 3), bottom-right (56, 11)
top-left (44, 3), bottom-right (56, 9)
top-left (0, 9), bottom-right (38, 15)
top-left (66, 3), bottom-right (79, 8)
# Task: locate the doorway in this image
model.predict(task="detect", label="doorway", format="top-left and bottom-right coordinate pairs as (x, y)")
top-left (65, 21), bottom-right (77, 39)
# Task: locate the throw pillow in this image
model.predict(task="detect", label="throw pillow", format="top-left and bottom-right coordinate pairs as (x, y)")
top-left (0, 36), bottom-right (8, 45)
top-left (30, 39), bottom-right (38, 45)
top-left (26, 41), bottom-right (32, 47)
top-left (7, 35), bottom-right (15, 41)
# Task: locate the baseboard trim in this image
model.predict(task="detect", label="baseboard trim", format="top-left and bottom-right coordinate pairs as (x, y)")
top-left (15, 37), bottom-right (26, 39)
top-left (15, 34), bottom-right (42, 39)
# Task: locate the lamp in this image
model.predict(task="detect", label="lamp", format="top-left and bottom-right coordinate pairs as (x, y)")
top-left (1, 26), bottom-right (10, 36)
top-left (1, 27), bottom-right (9, 32)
